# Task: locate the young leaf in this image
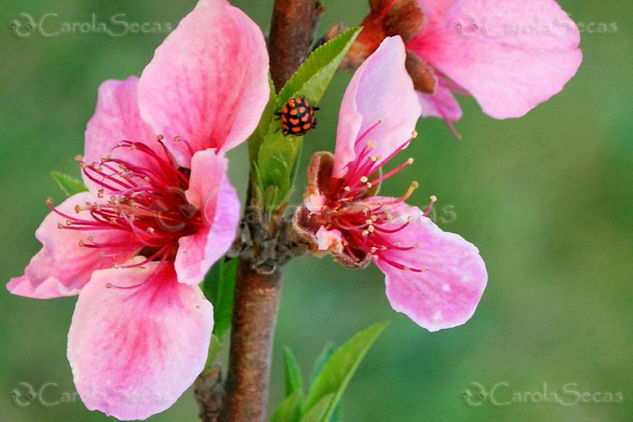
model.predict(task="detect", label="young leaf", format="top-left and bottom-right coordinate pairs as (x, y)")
top-left (309, 342), bottom-right (335, 388)
top-left (283, 347), bottom-right (304, 398)
top-left (277, 27), bottom-right (361, 107)
top-left (201, 259), bottom-right (238, 341)
top-left (254, 27), bottom-right (361, 211)
top-left (302, 322), bottom-right (389, 421)
top-left (248, 75), bottom-right (277, 164)
top-left (298, 394), bottom-right (335, 422)
top-left (272, 391), bottom-right (303, 422)
top-left (204, 334), bottom-right (222, 371)
top-left (51, 172), bottom-right (88, 196)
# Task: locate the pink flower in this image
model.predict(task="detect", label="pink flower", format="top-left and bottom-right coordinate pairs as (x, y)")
top-left (7, 0), bottom-right (268, 419)
top-left (294, 37), bottom-right (487, 331)
top-left (345, 0), bottom-right (582, 134)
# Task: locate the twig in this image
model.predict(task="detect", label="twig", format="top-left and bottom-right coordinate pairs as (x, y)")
top-left (215, 2), bottom-right (319, 421)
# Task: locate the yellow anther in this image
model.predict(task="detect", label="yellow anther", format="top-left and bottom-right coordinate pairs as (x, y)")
top-left (367, 141), bottom-right (377, 149)
top-left (367, 225), bottom-right (375, 233)
top-left (412, 130), bottom-right (418, 138)
top-left (360, 176), bottom-right (368, 183)
top-left (407, 157), bottom-right (414, 165)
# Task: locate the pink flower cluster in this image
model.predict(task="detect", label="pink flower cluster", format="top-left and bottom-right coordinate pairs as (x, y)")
top-left (7, 0), bottom-right (582, 419)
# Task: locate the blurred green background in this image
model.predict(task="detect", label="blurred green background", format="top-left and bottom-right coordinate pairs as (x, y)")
top-left (1, 0), bottom-right (631, 421)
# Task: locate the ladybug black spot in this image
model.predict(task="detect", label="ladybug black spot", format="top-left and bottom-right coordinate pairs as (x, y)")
top-left (275, 97), bottom-right (319, 136)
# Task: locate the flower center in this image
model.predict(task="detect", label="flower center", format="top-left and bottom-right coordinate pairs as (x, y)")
top-left (311, 122), bottom-right (436, 272)
top-left (49, 139), bottom-right (201, 268)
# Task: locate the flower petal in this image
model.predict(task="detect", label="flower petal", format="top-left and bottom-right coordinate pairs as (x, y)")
top-left (84, 77), bottom-right (159, 191)
top-left (175, 149), bottom-right (240, 285)
top-left (418, 83), bottom-right (462, 122)
top-left (7, 192), bottom-right (138, 299)
top-left (333, 36), bottom-right (421, 178)
top-left (408, 0), bottom-right (582, 118)
top-left (138, 0), bottom-right (269, 166)
top-left (67, 262), bottom-right (213, 420)
top-left (373, 202), bottom-right (487, 331)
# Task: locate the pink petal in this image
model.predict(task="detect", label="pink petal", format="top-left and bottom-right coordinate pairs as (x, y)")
top-left (84, 77), bottom-right (159, 191)
top-left (7, 192), bottom-right (138, 299)
top-left (175, 149), bottom-right (240, 285)
top-left (67, 262), bottom-right (213, 420)
top-left (138, 0), bottom-right (269, 166)
top-left (409, 0), bottom-right (582, 118)
top-left (373, 201), bottom-right (487, 331)
top-left (315, 226), bottom-right (344, 253)
top-left (417, 83), bottom-right (462, 122)
top-left (333, 36), bottom-right (421, 178)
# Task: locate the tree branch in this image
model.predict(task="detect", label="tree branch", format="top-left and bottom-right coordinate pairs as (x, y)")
top-left (269, 0), bottom-right (321, 91)
top-left (219, 261), bottom-right (283, 422)
top-left (214, 2), bottom-right (319, 421)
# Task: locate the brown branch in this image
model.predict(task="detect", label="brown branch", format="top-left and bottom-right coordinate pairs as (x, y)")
top-left (214, 2), bottom-right (320, 421)
top-left (218, 260), bottom-right (283, 422)
top-left (269, 0), bottom-right (322, 91)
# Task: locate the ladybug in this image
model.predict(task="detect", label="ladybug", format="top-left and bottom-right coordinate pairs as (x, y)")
top-left (276, 97), bottom-right (319, 136)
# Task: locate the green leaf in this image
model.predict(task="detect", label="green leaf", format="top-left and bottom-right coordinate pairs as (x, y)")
top-left (248, 75), bottom-right (277, 165)
top-left (253, 27), bottom-right (361, 211)
top-left (309, 343), bottom-right (335, 389)
top-left (51, 171), bottom-right (88, 196)
top-left (272, 391), bottom-right (303, 422)
top-left (277, 27), bottom-right (361, 107)
top-left (204, 334), bottom-right (222, 371)
top-left (201, 259), bottom-right (237, 341)
top-left (302, 322), bottom-right (389, 422)
top-left (298, 394), bottom-right (335, 422)
top-left (283, 347), bottom-right (304, 398)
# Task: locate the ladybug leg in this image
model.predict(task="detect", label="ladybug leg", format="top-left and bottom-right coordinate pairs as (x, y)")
top-left (313, 106), bottom-right (320, 111)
